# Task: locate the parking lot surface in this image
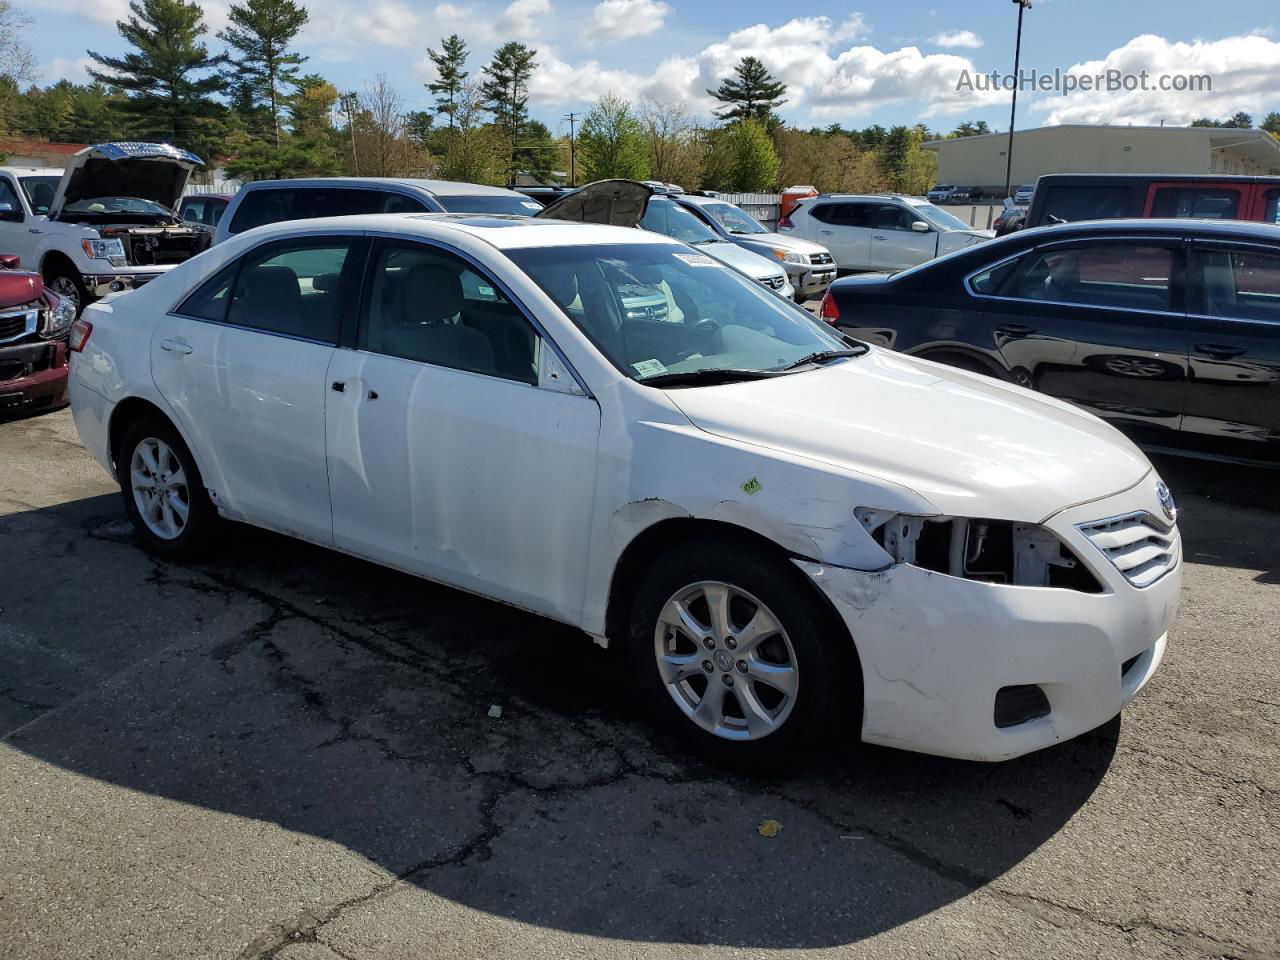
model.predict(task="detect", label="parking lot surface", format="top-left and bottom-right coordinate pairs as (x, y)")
top-left (2, 408), bottom-right (1277, 960)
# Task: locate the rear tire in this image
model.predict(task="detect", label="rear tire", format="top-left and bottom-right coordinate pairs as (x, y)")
top-left (117, 416), bottom-right (219, 559)
top-left (627, 541), bottom-right (857, 770)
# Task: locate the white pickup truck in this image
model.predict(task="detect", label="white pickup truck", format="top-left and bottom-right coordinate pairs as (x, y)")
top-left (0, 142), bottom-right (210, 314)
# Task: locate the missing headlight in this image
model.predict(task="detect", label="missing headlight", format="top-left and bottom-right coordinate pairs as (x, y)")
top-left (854, 510), bottom-right (1102, 592)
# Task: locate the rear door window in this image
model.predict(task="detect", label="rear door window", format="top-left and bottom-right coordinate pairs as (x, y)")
top-left (1038, 186), bottom-right (1133, 223)
top-left (1150, 187), bottom-right (1242, 220)
top-left (223, 239), bottom-right (357, 343)
top-left (1200, 248), bottom-right (1280, 323)
top-left (228, 188), bottom-right (306, 234)
top-left (1011, 244), bottom-right (1176, 312)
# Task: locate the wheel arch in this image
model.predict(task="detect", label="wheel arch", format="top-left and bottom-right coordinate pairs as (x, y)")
top-left (107, 396), bottom-right (206, 483)
top-left (40, 248), bottom-right (80, 280)
top-left (603, 517), bottom-right (861, 674)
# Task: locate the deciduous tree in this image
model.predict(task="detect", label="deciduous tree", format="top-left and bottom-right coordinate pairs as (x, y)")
top-left (580, 94), bottom-right (648, 181)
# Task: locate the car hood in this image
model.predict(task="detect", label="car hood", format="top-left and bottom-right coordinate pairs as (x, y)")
top-left (0, 268), bottom-right (43, 309)
top-left (665, 348), bottom-right (1151, 522)
top-left (697, 241), bottom-right (786, 281)
top-left (50, 142), bottom-right (204, 218)
top-left (536, 179), bottom-right (654, 227)
top-left (735, 232), bottom-right (829, 256)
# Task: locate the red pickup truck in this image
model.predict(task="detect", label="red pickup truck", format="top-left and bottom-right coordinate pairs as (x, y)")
top-left (0, 254), bottom-right (76, 416)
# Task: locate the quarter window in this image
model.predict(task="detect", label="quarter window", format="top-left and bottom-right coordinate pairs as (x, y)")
top-left (1012, 245), bottom-right (1175, 312)
top-left (1262, 189), bottom-right (1280, 226)
top-left (969, 256), bottom-right (1024, 295)
top-left (1201, 248), bottom-right (1280, 323)
top-left (361, 241), bottom-right (540, 384)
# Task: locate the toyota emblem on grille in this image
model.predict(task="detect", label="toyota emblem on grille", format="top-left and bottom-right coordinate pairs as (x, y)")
top-left (1156, 481), bottom-right (1177, 523)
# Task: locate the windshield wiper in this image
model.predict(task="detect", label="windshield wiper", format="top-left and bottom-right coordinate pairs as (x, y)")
top-left (639, 368), bottom-right (777, 388)
top-left (689, 238), bottom-right (719, 245)
top-left (779, 347), bottom-right (868, 371)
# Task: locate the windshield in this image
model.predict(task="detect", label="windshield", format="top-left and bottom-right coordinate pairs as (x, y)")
top-left (62, 196), bottom-right (172, 215)
top-left (701, 201), bottom-right (770, 235)
top-left (435, 194), bottom-right (544, 215)
top-left (507, 242), bottom-right (848, 384)
top-left (640, 199), bottom-right (721, 245)
top-left (912, 203), bottom-right (973, 232)
top-left (19, 176), bottom-right (60, 215)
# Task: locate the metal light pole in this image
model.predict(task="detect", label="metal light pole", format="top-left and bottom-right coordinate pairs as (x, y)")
top-left (1003, 0), bottom-right (1032, 200)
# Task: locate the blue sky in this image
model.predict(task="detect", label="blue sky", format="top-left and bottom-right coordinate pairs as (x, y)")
top-left (22, 0), bottom-right (1280, 136)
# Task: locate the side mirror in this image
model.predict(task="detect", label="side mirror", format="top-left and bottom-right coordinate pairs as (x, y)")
top-left (0, 254), bottom-right (20, 270)
top-left (910, 221), bottom-right (931, 233)
top-left (0, 203), bottom-right (22, 223)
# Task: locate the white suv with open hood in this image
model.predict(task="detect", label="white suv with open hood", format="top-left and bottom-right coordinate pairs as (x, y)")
top-left (0, 142), bottom-right (208, 314)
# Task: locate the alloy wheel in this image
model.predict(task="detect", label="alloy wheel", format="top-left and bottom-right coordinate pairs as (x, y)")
top-left (48, 276), bottom-right (80, 313)
top-left (130, 437), bottom-right (190, 540)
top-left (653, 580), bottom-right (799, 741)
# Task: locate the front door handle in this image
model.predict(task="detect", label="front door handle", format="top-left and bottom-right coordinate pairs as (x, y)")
top-left (1194, 343), bottom-right (1246, 360)
top-left (873, 235), bottom-right (887, 241)
top-left (820, 229), bottom-right (833, 235)
top-left (159, 338), bottom-right (192, 354)
top-left (996, 323), bottom-right (1037, 338)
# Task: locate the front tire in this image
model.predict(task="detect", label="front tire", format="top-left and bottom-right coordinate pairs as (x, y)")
top-left (628, 542), bottom-right (856, 769)
top-left (44, 266), bottom-right (87, 317)
top-left (117, 417), bottom-right (218, 558)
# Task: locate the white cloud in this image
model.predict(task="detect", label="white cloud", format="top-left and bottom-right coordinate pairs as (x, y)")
top-left (528, 47), bottom-right (699, 108)
top-left (1033, 33), bottom-right (1280, 126)
top-left (495, 0), bottom-right (552, 39)
top-left (931, 30), bottom-right (983, 49)
top-left (582, 0), bottom-right (671, 44)
top-left (24, 0), bottom-right (128, 29)
top-left (43, 56), bottom-right (96, 84)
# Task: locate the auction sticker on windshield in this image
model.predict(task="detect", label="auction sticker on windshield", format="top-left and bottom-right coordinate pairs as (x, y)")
top-left (632, 359), bottom-right (668, 377)
top-left (673, 253), bottom-right (718, 267)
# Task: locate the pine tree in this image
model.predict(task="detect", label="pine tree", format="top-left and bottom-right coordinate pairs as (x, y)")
top-left (426, 34), bottom-right (468, 128)
top-left (1263, 112), bottom-right (1280, 136)
top-left (707, 56), bottom-right (787, 124)
top-left (87, 0), bottom-right (227, 157)
top-left (218, 0), bottom-right (309, 143)
top-left (480, 41), bottom-right (537, 140)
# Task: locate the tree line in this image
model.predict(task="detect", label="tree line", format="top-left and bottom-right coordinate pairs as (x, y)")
top-left (1, 0), bottom-right (1274, 192)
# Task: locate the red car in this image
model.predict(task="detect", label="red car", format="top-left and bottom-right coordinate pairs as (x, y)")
top-left (0, 254), bottom-right (77, 416)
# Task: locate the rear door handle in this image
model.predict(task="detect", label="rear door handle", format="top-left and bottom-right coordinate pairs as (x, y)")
top-left (996, 323), bottom-right (1037, 338)
top-left (820, 229), bottom-right (833, 235)
top-left (159, 338), bottom-right (192, 354)
top-left (1194, 343), bottom-right (1246, 360)
top-left (872, 235), bottom-right (887, 241)
top-left (331, 380), bottom-right (345, 392)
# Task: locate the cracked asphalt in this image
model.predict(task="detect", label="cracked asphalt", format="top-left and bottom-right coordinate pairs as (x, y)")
top-left (1, 407), bottom-right (1278, 960)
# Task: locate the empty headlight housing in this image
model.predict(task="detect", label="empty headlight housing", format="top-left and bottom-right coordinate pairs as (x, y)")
top-left (42, 294), bottom-right (77, 338)
top-left (855, 508), bottom-right (1102, 592)
top-left (82, 238), bottom-right (126, 265)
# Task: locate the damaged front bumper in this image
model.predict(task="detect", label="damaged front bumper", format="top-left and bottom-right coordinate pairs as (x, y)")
top-left (82, 270), bottom-right (168, 298)
top-left (796, 482), bottom-right (1182, 761)
top-left (0, 338), bottom-right (69, 414)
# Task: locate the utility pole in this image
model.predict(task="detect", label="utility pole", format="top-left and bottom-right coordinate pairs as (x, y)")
top-left (341, 92), bottom-right (360, 176)
top-left (563, 111), bottom-right (577, 186)
top-left (1003, 0), bottom-right (1032, 201)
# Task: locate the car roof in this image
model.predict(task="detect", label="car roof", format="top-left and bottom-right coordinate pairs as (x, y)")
top-left (670, 194), bottom-right (730, 207)
top-left (0, 167), bottom-right (62, 175)
top-left (234, 211), bottom-right (682, 251)
top-left (236, 177), bottom-right (527, 197)
top-left (1016, 217), bottom-right (1280, 240)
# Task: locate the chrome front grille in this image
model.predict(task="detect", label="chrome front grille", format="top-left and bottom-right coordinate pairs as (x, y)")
top-left (0, 308), bottom-right (39, 344)
top-left (760, 275), bottom-right (786, 290)
top-left (1077, 512), bottom-right (1178, 588)
top-left (809, 252), bottom-right (834, 266)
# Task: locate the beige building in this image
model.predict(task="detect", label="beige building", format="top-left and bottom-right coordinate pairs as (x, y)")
top-left (923, 125), bottom-right (1280, 194)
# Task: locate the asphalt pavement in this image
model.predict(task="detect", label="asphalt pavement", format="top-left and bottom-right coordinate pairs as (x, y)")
top-left (1, 408), bottom-right (1277, 960)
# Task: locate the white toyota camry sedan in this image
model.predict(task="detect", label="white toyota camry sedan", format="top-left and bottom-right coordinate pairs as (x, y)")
top-left (68, 211), bottom-right (1181, 765)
